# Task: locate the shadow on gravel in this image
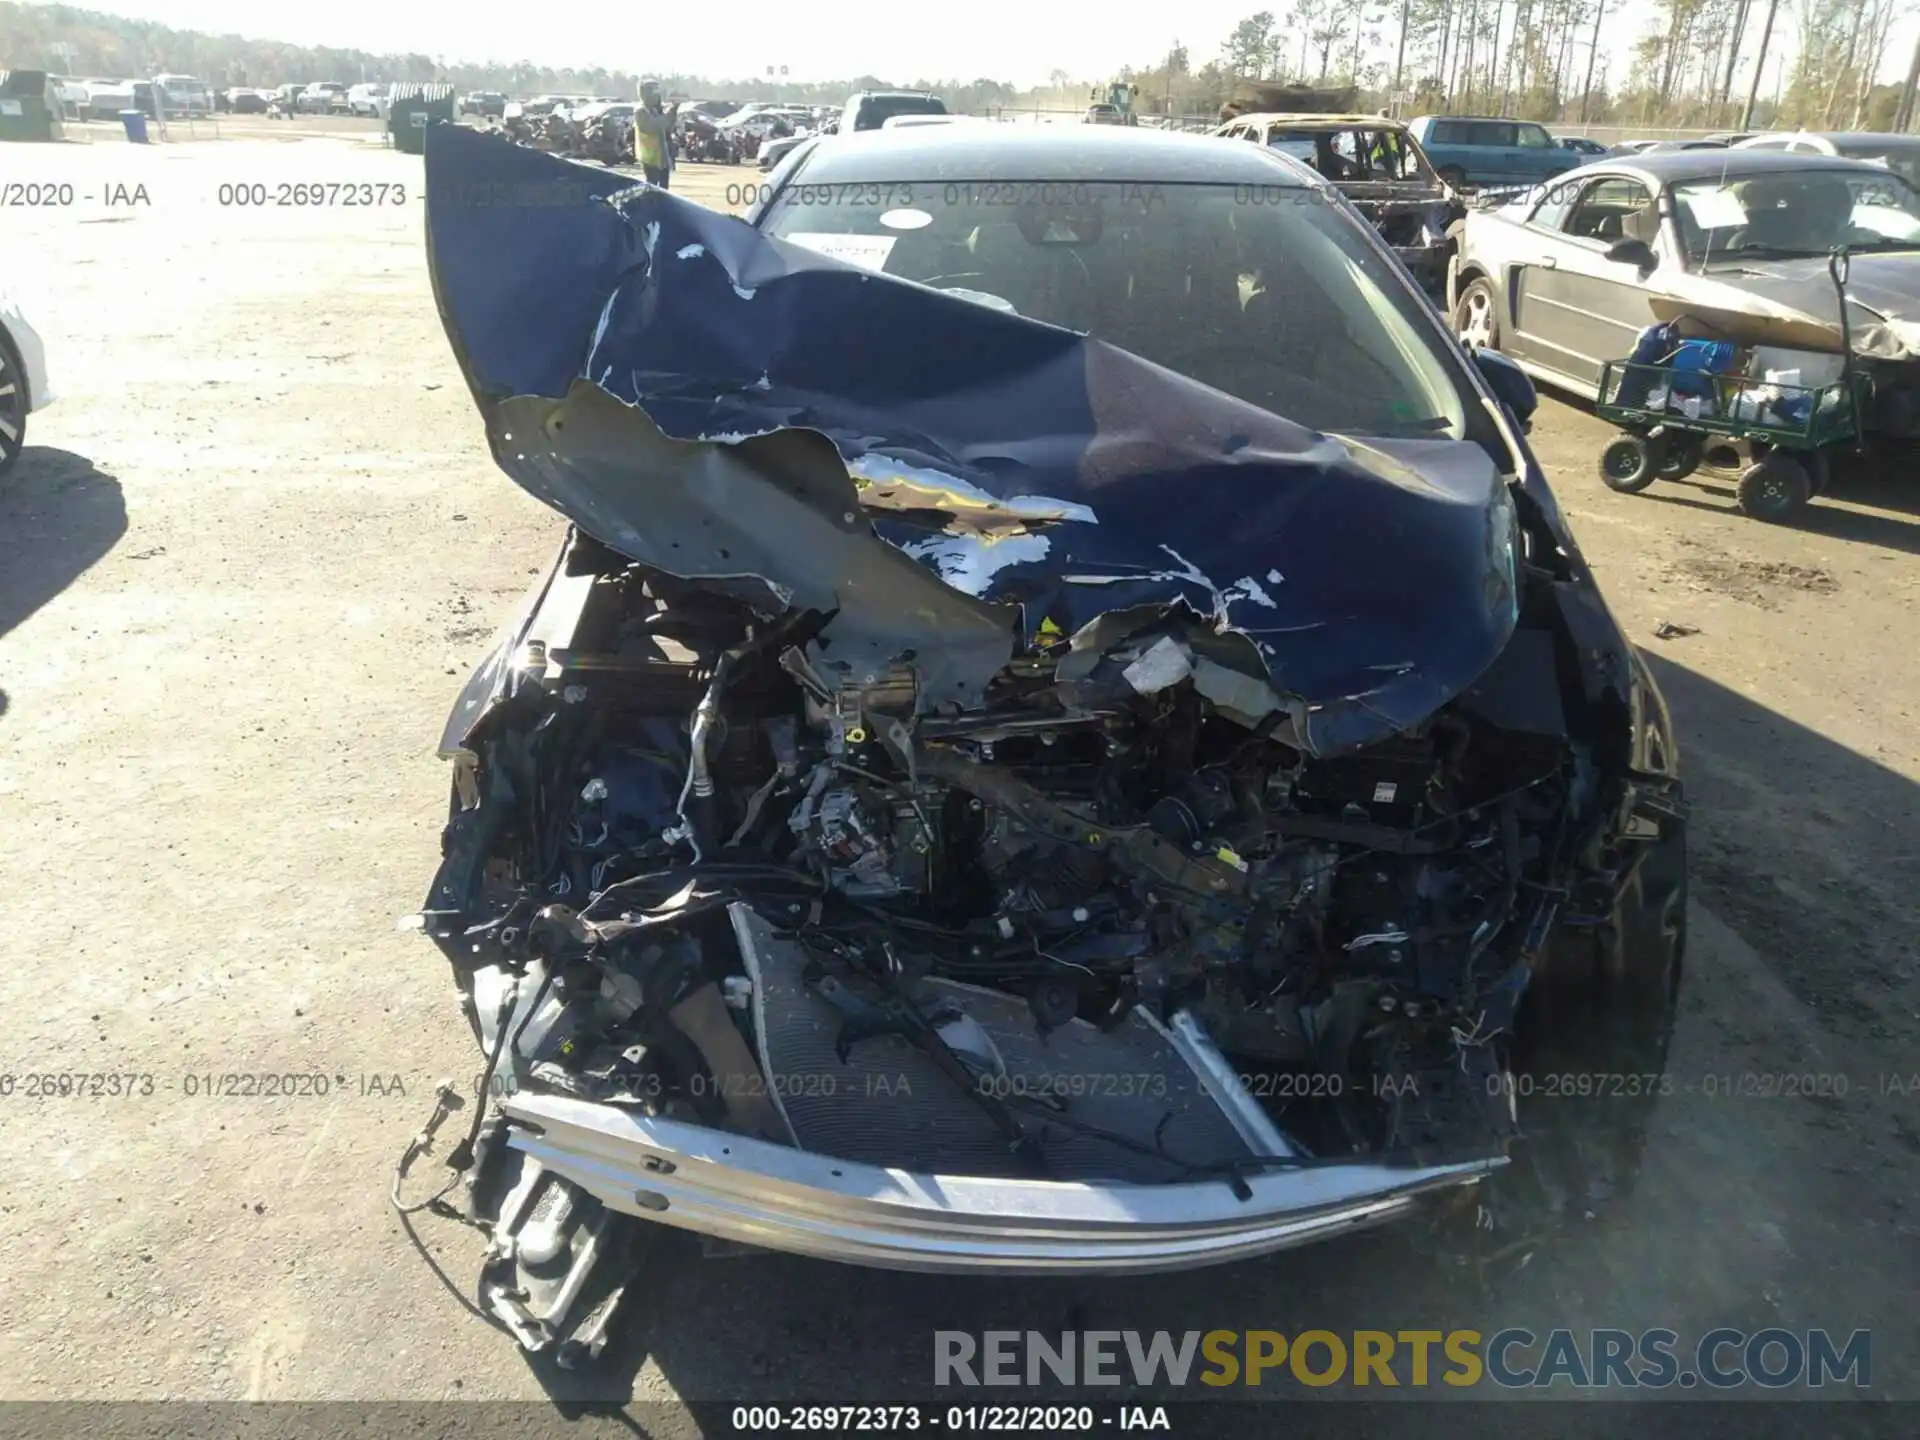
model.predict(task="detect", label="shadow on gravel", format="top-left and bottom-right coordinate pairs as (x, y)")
top-left (1635, 472), bottom-right (1920, 556)
top-left (0, 447), bottom-right (126, 645)
top-left (1541, 391), bottom-right (1920, 547)
top-left (524, 1222), bottom-right (1503, 1410)
top-left (1642, 652), bottom-right (1920, 1042)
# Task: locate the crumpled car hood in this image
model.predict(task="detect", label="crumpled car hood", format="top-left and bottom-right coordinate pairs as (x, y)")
top-left (423, 124), bottom-right (1517, 755)
top-left (1706, 251), bottom-right (1920, 324)
top-left (1652, 252), bottom-right (1920, 356)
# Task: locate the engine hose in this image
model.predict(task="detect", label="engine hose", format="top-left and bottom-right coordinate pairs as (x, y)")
top-left (676, 611), bottom-right (820, 861)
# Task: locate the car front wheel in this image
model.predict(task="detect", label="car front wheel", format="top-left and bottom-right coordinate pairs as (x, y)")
top-left (1453, 275), bottom-right (1501, 351)
top-left (1508, 818), bottom-right (1686, 1222)
top-left (0, 328), bottom-right (27, 478)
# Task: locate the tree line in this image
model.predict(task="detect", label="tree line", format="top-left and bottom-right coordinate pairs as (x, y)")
top-left (3, 0), bottom-right (1912, 129)
top-left (1129, 0), bottom-right (1915, 127)
top-left (0, 3), bottom-right (1024, 111)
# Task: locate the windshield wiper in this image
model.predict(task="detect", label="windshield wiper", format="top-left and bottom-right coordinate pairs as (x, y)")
top-left (1701, 243), bottom-right (1827, 263)
top-left (1364, 415), bottom-right (1455, 436)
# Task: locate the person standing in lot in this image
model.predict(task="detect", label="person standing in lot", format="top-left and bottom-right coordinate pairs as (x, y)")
top-left (634, 80), bottom-right (673, 189)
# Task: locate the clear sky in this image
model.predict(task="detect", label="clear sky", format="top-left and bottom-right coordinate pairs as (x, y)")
top-left (26, 0), bottom-right (1920, 95)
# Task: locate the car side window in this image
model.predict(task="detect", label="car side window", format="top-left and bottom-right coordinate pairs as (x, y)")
top-left (1563, 178), bottom-right (1654, 242)
top-left (1516, 124), bottom-right (1554, 149)
top-left (1432, 120), bottom-right (1469, 145)
top-left (1529, 178), bottom-right (1580, 230)
top-left (1480, 123), bottom-right (1518, 147)
top-left (1359, 129), bottom-right (1414, 180)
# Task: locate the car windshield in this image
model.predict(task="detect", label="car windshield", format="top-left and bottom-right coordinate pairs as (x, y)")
top-left (760, 178), bottom-right (1466, 438)
top-left (1834, 139), bottom-right (1920, 187)
top-left (1672, 167), bottom-right (1920, 263)
top-left (1265, 126), bottom-right (1434, 184)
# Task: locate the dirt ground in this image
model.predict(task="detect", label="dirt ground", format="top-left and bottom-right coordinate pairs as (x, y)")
top-left (2, 130), bottom-right (1918, 1416)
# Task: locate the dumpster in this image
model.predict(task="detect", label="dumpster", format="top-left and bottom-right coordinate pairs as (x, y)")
top-left (0, 70), bottom-right (65, 143)
top-left (387, 83), bottom-right (456, 154)
top-left (120, 110), bottom-right (150, 143)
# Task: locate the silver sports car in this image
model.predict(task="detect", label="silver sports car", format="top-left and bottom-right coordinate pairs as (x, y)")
top-left (1448, 148), bottom-right (1920, 438)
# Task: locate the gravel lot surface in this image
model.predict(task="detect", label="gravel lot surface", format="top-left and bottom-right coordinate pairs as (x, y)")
top-left (2, 128), bottom-right (1916, 1420)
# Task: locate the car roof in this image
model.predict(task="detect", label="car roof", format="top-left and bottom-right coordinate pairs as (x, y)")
top-left (1223, 112), bottom-right (1408, 129)
top-left (1408, 114), bottom-right (1543, 123)
top-left (1569, 147), bottom-right (1911, 183)
top-left (788, 124), bottom-right (1325, 186)
top-left (1743, 130), bottom-right (1920, 146)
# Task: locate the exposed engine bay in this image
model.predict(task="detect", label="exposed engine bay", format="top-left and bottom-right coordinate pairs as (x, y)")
top-left (426, 539), bottom-right (1617, 1204)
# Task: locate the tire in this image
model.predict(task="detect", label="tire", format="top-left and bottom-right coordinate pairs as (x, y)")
top-left (1599, 434), bottom-right (1657, 493)
top-left (1509, 818), bottom-right (1686, 1221)
top-left (1736, 451), bottom-right (1811, 522)
top-left (1805, 447), bottom-right (1832, 496)
top-left (1452, 275), bottom-right (1502, 352)
top-left (1653, 433), bottom-right (1704, 481)
top-left (0, 328), bottom-right (27, 479)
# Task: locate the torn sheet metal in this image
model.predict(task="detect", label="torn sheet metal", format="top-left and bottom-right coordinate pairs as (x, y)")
top-left (424, 124), bottom-right (1518, 753)
top-left (1647, 253), bottom-right (1920, 358)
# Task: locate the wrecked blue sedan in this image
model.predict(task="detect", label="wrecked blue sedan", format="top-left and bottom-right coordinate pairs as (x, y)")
top-left (410, 123), bottom-right (1686, 1362)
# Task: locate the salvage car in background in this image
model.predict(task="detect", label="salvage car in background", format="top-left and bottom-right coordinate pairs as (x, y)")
top-left (1605, 138), bottom-right (1728, 157)
top-left (1452, 149), bottom-right (1920, 519)
top-left (0, 288), bottom-right (55, 477)
top-left (297, 82), bottom-right (346, 114)
top-left (757, 126), bottom-right (814, 170)
top-left (1449, 149), bottom-right (1920, 429)
top-left (1555, 134), bottom-right (1608, 156)
top-left (1405, 114), bottom-right (1580, 189)
top-left (152, 73), bottom-right (213, 115)
top-left (80, 79), bottom-right (135, 120)
top-left (346, 83), bottom-right (389, 117)
top-left (409, 123), bottom-right (1686, 1362)
top-left (839, 89), bottom-right (948, 132)
top-left (1732, 130), bottom-right (1920, 186)
top-left (1212, 111), bottom-right (1463, 297)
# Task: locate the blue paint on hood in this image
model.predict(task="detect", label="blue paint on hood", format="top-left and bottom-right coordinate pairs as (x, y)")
top-left (423, 124), bottom-right (1519, 754)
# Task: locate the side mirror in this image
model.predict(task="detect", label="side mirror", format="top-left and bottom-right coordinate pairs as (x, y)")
top-left (1472, 347), bottom-right (1537, 432)
top-left (1604, 237), bottom-right (1658, 274)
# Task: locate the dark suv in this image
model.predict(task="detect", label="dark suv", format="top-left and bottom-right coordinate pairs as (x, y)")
top-left (839, 90), bottom-right (948, 132)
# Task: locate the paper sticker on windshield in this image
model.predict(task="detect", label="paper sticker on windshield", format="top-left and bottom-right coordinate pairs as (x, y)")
top-left (1680, 186), bottom-right (1748, 229)
top-left (880, 207), bottom-right (932, 230)
top-left (784, 233), bottom-right (897, 272)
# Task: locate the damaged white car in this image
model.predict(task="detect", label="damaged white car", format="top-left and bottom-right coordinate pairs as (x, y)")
top-left (403, 124), bottom-right (1687, 1363)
